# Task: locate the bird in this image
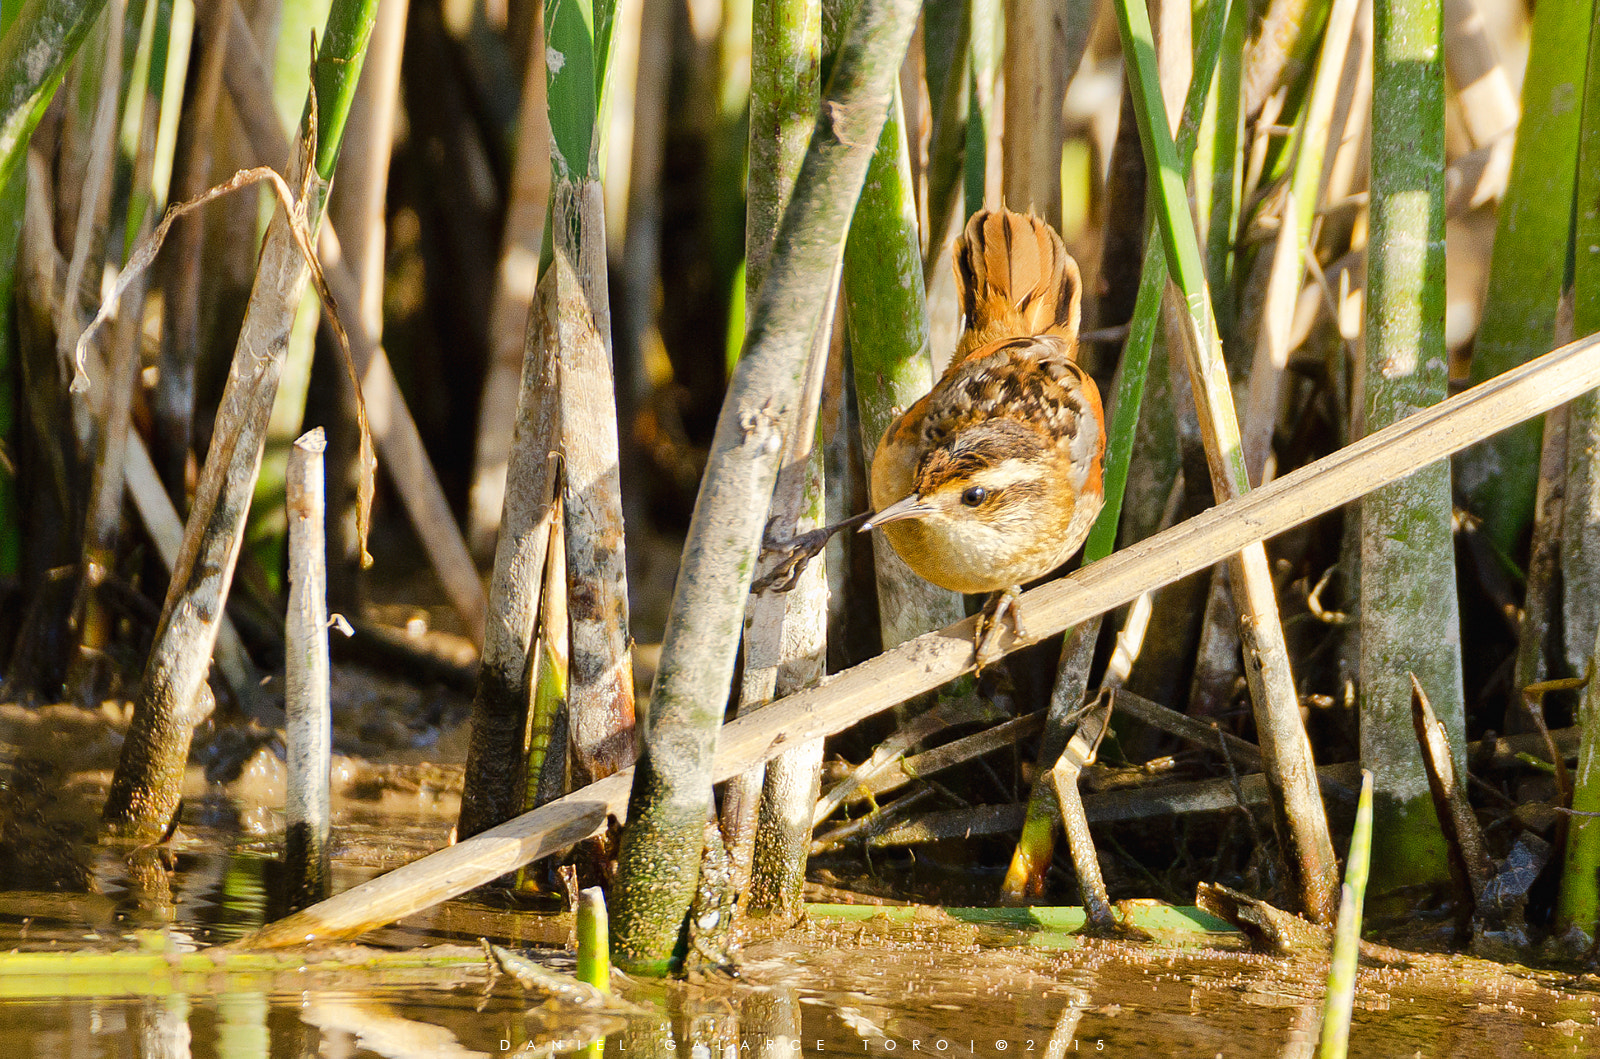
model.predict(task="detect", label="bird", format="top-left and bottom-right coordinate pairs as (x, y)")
top-left (863, 207), bottom-right (1106, 663)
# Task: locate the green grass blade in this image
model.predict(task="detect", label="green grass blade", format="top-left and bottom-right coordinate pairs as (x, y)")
top-left (1083, 0), bottom-right (1230, 563)
top-left (1318, 770), bottom-right (1373, 1059)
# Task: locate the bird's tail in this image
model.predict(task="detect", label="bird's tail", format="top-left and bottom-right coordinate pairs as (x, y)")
top-left (951, 208), bottom-right (1081, 362)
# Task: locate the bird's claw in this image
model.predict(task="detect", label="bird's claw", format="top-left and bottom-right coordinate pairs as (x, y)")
top-left (752, 524), bottom-right (832, 594)
top-left (974, 587), bottom-right (1027, 667)
top-left (753, 511), bottom-right (872, 594)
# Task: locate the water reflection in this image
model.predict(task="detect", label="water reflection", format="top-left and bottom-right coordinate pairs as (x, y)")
top-left (0, 788), bottom-right (1592, 1057)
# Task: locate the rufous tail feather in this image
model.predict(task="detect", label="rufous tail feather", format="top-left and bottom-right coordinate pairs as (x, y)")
top-left (951, 208), bottom-right (1082, 362)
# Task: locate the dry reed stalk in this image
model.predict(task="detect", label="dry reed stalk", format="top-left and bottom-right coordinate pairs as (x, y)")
top-left (1117, 0), bottom-right (1339, 920)
top-left (1000, 0), bottom-right (1070, 228)
top-left (244, 327), bottom-right (1600, 947)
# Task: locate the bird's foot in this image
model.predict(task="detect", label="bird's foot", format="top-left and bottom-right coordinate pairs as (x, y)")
top-left (974, 587), bottom-right (1028, 667)
top-left (752, 511), bottom-right (871, 594)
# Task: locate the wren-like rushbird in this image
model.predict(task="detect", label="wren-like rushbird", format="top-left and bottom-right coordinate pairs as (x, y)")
top-left (756, 208), bottom-right (1105, 665)
top-left (863, 208), bottom-right (1106, 662)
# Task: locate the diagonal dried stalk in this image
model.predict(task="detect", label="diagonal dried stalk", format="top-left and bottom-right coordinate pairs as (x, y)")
top-left (242, 327), bottom-right (1600, 948)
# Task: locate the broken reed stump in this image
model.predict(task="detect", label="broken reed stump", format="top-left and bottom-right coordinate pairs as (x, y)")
top-left (101, 0), bottom-right (380, 844)
top-left (286, 428), bottom-right (333, 910)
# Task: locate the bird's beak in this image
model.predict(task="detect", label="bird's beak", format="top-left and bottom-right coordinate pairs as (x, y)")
top-left (862, 495), bottom-right (935, 530)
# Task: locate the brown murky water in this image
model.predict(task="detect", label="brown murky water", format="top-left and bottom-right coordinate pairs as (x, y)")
top-left (2, 696), bottom-right (1599, 1057)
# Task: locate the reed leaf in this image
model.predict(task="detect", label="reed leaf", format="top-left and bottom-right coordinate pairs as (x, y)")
top-left (1456, 0), bottom-right (1592, 560)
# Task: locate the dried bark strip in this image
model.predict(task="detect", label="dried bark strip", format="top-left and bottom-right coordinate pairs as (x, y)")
top-left (552, 179), bottom-right (636, 790)
top-left (242, 328), bottom-right (1600, 948)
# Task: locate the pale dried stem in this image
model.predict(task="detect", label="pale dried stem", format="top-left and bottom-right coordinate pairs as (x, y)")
top-left (243, 328), bottom-right (1600, 947)
top-left (1000, 0), bottom-right (1072, 228)
top-left (845, 711), bottom-right (1046, 806)
top-left (285, 428), bottom-right (332, 909)
top-left (1163, 277), bottom-right (1340, 922)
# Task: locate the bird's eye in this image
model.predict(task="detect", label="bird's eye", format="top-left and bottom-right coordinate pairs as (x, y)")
top-left (961, 486), bottom-right (988, 507)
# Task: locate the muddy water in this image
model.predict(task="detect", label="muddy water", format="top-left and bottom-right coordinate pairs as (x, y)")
top-left (2, 702), bottom-right (1599, 1057)
top-left (2, 836), bottom-right (1598, 1058)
